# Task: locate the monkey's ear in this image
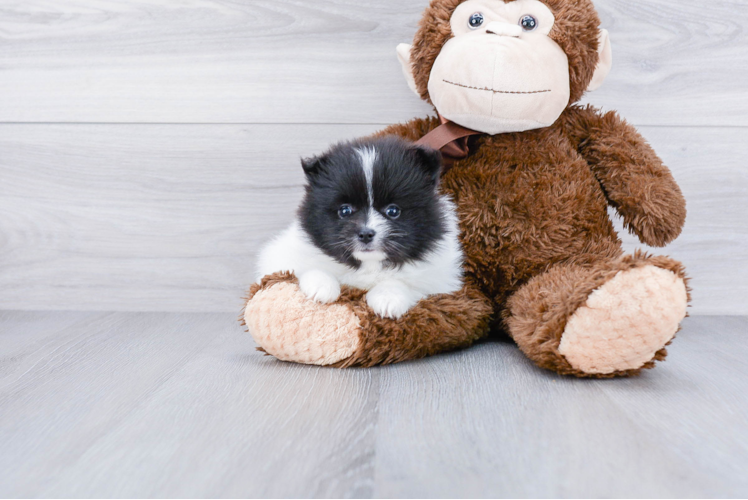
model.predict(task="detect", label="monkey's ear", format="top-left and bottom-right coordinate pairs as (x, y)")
top-left (587, 29), bottom-right (613, 92)
top-left (410, 145), bottom-right (443, 186)
top-left (396, 43), bottom-right (420, 97)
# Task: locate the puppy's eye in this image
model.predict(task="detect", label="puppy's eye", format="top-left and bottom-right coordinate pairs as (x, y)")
top-left (385, 205), bottom-right (401, 219)
top-left (519, 14), bottom-right (538, 31)
top-left (338, 205), bottom-right (353, 218)
top-left (468, 12), bottom-right (484, 29)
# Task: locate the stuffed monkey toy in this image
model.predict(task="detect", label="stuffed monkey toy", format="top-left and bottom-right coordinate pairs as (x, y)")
top-left (243, 0), bottom-right (690, 377)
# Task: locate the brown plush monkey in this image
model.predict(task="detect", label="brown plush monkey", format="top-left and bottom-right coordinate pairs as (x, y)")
top-left (244, 0), bottom-right (690, 377)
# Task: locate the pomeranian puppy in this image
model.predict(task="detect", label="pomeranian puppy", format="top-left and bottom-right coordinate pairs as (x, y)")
top-left (256, 136), bottom-right (463, 319)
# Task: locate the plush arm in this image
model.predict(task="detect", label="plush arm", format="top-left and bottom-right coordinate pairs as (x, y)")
top-left (564, 106), bottom-right (686, 247)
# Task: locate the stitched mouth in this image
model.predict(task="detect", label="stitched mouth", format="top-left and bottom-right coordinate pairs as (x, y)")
top-left (443, 79), bottom-right (551, 94)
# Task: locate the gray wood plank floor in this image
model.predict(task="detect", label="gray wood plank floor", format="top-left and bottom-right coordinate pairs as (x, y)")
top-left (1, 312), bottom-right (746, 498)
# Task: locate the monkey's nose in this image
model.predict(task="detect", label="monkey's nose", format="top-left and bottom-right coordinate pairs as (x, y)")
top-left (485, 21), bottom-right (523, 37)
top-left (358, 228), bottom-right (376, 244)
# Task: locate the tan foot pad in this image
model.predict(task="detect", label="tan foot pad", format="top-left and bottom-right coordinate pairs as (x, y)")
top-left (559, 265), bottom-right (688, 374)
top-left (244, 282), bottom-right (361, 366)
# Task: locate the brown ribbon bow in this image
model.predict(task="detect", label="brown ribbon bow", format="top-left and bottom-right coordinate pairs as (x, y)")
top-left (415, 117), bottom-right (483, 173)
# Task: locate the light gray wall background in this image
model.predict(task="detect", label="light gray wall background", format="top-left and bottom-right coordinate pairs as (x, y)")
top-left (0, 0), bottom-right (746, 314)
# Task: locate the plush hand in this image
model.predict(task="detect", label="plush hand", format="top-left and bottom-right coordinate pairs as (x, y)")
top-left (570, 107), bottom-right (687, 247)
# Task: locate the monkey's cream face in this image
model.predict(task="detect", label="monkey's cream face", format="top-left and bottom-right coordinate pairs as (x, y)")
top-left (428, 0), bottom-right (570, 134)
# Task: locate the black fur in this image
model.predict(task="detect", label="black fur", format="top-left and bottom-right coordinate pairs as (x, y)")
top-left (299, 136), bottom-right (447, 269)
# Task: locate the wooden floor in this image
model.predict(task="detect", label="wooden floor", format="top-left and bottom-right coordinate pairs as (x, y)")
top-left (1, 312), bottom-right (746, 498)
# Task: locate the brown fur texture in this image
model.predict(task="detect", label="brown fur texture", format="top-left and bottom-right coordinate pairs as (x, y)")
top-left (336, 281), bottom-right (492, 368)
top-left (242, 0), bottom-right (690, 377)
top-left (369, 102), bottom-right (688, 375)
top-left (562, 107), bottom-right (687, 247)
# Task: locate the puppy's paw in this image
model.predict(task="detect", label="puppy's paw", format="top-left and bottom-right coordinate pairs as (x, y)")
top-left (366, 281), bottom-right (419, 319)
top-left (298, 270), bottom-right (341, 304)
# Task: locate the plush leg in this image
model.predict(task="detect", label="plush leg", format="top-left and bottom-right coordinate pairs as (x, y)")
top-left (242, 272), bottom-right (492, 367)
top-left (505, 252), bottom-right (690, 377)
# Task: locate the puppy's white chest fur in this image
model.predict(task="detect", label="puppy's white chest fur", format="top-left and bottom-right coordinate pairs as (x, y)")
top-left (340, 259), bottom-right (387, 289)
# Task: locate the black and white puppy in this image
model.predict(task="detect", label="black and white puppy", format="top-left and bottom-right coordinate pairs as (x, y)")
top-left (256, 136), bottom-right (463, 319)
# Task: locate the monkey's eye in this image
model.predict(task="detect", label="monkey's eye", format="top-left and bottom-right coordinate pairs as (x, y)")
top-left (338, 204), bottom-right (354, 218)
top-left (468, 12), bottom-right (484, 30)
top-left (519, 15), bottom-right (538, 31)
top-left (385, 205), bottom-right (401, 219)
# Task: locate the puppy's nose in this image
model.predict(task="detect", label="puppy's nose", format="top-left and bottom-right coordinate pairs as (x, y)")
top-left (358, 228), bottom-right (376, 244)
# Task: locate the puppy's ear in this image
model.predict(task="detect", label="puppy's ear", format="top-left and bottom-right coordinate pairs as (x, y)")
top-left (301, 155), bottom-right (326, 181)
top-left (410, 145), bottom-right (443, 186)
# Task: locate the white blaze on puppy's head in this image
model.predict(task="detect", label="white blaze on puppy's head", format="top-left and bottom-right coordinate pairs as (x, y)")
top-left (356, 147), bottom-right (377, 206)
top-left (354, 146), bottom-right (389, 263)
